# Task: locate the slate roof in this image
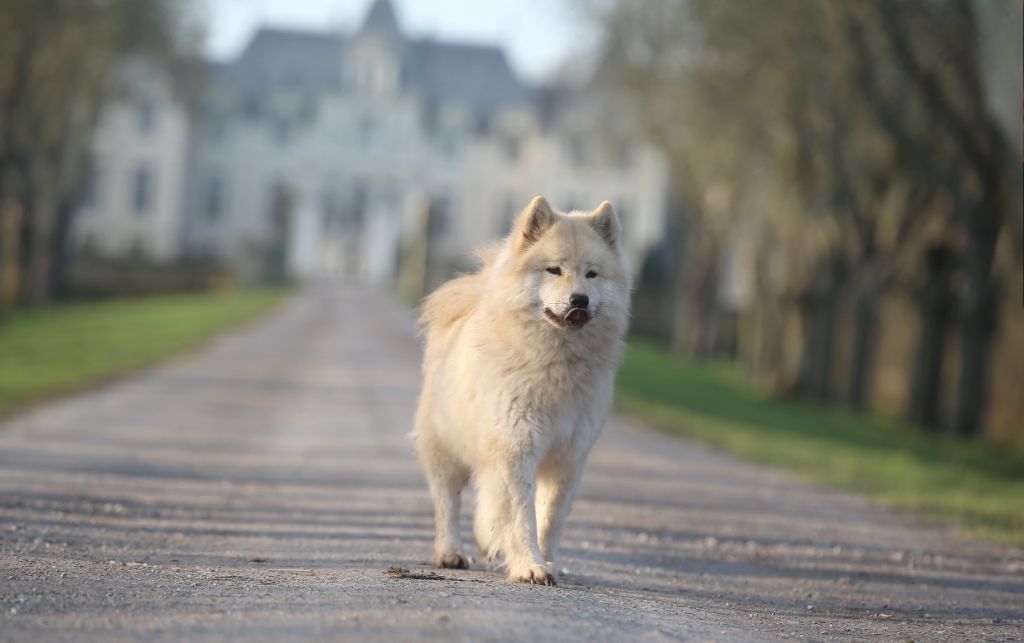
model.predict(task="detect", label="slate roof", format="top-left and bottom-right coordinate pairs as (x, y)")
top-left (210, 0), bottom-right (532, 119)
top-left (361, 0), bottom-right (403, 40)
top-left (222, 29), bottom-right (343, 96)
top-left (403, 39), bottom-right (532, 116)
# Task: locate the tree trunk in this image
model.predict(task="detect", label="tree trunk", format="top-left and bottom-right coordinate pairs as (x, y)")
top-left (847, 289), bottom-right (880, 410)
top-left (0, 200), bottom-right (15, 315)
top-left (810, 286), bottom-right (839, 403)
top-left (951, 186), bottom-right (1002, 437)
top-left (795, 252), bottom-right (843, 402)
top-left (669, 212), bottom-right (698, 356)
top-left (906, 242), bottom-right (955, 429)
top-left (47, 195), bottom-right (76, 300)
top-left (692, 239), bottom-right (720, 360)
top-left (748, 246), bottom-right (786, 383)
top-left (15, 188), bottom-right (34, 306)
top-left (23, 186), bottom-right (58, 306)
top-left (0, 195), bottom-right (7, 315)
top-left (951, 273), bottom-right (999, 437)
top-left (752, 292), bottom-right (784, 386)
top-left (668, 275), bottom-right (690, 355)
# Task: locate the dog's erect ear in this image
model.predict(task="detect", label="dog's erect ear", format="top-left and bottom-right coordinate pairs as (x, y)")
top-left (514, 196), bottom-right (556, 251)
top-left (590, 201), bottom-right (620, 247)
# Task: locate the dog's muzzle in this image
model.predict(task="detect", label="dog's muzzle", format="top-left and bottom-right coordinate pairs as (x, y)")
top-left (546, 307), bottom-right (591, 329)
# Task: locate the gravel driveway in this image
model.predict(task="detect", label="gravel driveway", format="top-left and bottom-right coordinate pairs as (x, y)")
top-left (1, 284), bottom-right (1021, 641)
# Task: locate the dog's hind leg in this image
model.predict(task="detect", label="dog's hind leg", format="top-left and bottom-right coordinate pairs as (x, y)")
top-left (415, 431), bottom-right (470, 569)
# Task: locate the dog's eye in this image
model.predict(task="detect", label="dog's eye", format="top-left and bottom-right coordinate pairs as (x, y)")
top-left (546, 267), bottom-right (562, 276)
top-left (586, 270), bottom-right (598, 279)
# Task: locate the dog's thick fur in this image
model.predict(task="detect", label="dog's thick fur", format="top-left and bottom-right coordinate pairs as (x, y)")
top-left (412, 196), bottom-right (631, 585)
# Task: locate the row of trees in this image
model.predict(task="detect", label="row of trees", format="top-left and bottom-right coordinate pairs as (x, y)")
top-left (0, 0), bottom-right (197, 311)
top-left (593, 0), bottom-right (1022, 436)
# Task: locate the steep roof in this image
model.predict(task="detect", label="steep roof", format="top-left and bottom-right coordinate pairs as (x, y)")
top-left (404, 39), bottom-right (531, 116)
top-left (214, 25), bottom-right (532, 119)
top-left (360, 0), bottom-right (402, 40)
top-left (224, 28), bottom-right (343, 96)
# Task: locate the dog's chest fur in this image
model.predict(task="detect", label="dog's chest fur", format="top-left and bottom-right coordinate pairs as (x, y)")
top-left (468, 319), bottom-right (619, 451)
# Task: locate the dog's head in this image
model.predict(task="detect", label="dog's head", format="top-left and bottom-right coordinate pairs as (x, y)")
top-left (502, 196), bottom-right (630, 332)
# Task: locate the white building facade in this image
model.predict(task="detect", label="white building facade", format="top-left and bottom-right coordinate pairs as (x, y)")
top-left (74, 59), bottom-right (190, 262)
top-left (75, 0), bottom-right (669, 285)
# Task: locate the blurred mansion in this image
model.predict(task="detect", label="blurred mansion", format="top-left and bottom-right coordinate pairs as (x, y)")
top-left (71, 0), bottom-right (668, 288)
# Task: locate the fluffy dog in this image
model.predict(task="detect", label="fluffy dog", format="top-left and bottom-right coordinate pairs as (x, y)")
top-left (412, 196), bottom-right (631, 585)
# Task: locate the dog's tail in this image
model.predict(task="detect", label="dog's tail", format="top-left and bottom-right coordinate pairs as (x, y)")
top-left (418, 272), bottom-right (483, 337)
top-left (418, 241), bottom-right (501, 337)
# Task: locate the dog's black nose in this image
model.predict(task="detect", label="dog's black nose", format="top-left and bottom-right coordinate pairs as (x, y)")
top-left (569, 293), bottom-right (589, 309)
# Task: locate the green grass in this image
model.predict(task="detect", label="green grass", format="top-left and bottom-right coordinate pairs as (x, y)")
top-left (0, 289), bottom-right (289, 416)
top-left (616, 341), bottom-right (1024, 548)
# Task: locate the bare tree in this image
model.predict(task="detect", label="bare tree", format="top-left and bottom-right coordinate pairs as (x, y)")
top-left (590, 0), bottom-right (1019, 435)
top-left (0, 0), bottom-right (198, 309)
top-left (849, 0), bottom-right (1018, 434)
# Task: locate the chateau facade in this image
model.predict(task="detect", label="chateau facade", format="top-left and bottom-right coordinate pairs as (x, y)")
top-left (73, 0), bottom-right (669, 285)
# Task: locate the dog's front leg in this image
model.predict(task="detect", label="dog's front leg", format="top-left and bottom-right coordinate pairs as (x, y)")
top-left (536, 455), bottom-right (584, 567)
top-left (485, 453), bottom-right (555, 585)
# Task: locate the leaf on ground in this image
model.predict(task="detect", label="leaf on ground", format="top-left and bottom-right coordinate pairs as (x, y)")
top-left (385, 567), bottom-right (447, 580)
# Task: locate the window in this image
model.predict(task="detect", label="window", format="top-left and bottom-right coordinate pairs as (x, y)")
top-left (190, 243), bottom-right (217, 261)
top-left (80, 156), bottom-right (101, 208)
top-left (132, 165), bottom-right (152, 216)
top-left (566, 135), bottom-right (585, 168)
top-left (350, 182), bottom-right (367, 227)
top-left (268, 182), bottom-right (291, 231)
top-left (208, 116), bottom-right (227, 141)
top-left (300, 96), bottom-right (316, 124)
top-left (243, 95), bottom-right (261, 120)
top-left (359, 115), bottom-right (375, 149)
top-left (205, 175), bottom-right (224, 221)
top-left (422, 101), bottom-right (439, 134)
top-left (428, 195), bottom-right (451, 238)
top-left (615, 143), bottom-right (632, 170)
top-left (321, 188), bottom-right (340, 231)
top-left (274, 119), bottom-right (291, 146)
top-left (137, 102), bottom-right (156, 134)
top-left (440, 129), bottom-right (459, 158)
top-left (284, 66), bottom-right (305, 88)
top-left (503, 136), bottom-right (520, 162)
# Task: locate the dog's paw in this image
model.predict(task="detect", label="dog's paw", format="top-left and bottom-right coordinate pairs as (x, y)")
top-left (508, 563), bottom-right (557, 586)
top-left (435, 551), bottom-right (469, 569)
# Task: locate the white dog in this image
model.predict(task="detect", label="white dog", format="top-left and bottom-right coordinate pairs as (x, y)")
top-left (412, 196), bottom-right (631, 585)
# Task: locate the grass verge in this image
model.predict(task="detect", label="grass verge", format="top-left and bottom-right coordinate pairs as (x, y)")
top-left (616, 341), bottom-right (1024, 548)
top-left (0, 289), bottom-right (289, 417)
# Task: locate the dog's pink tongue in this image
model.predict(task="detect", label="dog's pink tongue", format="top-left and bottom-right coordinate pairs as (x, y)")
top-left (564, 308), bottom-right (590, 328)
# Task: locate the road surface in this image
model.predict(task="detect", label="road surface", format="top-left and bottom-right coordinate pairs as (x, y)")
top-left (1, 284), bottom-right (1021, 641)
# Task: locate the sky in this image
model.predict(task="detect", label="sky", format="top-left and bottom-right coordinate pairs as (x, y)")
top-left (202, 0), bottom-right (595, 82)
